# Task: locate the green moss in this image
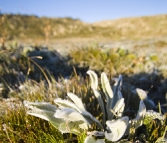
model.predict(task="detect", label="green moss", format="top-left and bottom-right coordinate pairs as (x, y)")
top-left (145, 119), bottom-right (166, 142)
top-left (150, 55), bottom-right (158, 61)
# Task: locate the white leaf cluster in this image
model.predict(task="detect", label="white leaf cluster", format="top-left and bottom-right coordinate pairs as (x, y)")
top-left (24, 70), bottom-right (149, 142)
top-left (86, 70), bottom-right (146, 142)
top-left (24, 91), bottom-right (103, 135)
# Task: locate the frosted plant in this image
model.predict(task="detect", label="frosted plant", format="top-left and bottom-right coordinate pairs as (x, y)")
top-left (24, 70), bottom-right (149, 142)
top-left (136, 88), bottom-right (155, 110)
top-left (24, 93), bottom-right (102, 135)
top-left (143, 110), bottom-right (166, 125)
top-left (86, 70), bottom-right (147, 141)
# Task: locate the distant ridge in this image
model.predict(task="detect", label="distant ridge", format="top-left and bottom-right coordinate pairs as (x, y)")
top-left (0, 14), bottom-right (167, 41)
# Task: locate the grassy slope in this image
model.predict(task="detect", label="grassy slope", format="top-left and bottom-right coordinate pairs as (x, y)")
top-left (0, 14), bottom-right (167, 41)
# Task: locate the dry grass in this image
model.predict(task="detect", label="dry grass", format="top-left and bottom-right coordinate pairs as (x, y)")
top-left (1, 14), bottom-right (167, 41)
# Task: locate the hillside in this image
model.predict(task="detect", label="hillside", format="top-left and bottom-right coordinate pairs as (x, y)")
top-left (0, 14), bottom-right (167, 42)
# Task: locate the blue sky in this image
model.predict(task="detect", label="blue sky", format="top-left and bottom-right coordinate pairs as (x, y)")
top-left (0, 0), bottom-right (167, 23)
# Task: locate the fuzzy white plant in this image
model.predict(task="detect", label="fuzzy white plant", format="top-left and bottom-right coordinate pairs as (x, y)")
top-left (86, 70), bottom-right (146, 142)
top-left (24, 70), bottom-right (147, 142)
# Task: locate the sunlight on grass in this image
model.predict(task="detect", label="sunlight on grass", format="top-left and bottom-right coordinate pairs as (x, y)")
top-left (0, 43), bottom-right (167, 142)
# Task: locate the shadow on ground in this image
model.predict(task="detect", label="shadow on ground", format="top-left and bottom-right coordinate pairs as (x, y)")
top-left (0, 45), bottom-right (89, 97)
top-left (0, 45), bottom-right (167, 114)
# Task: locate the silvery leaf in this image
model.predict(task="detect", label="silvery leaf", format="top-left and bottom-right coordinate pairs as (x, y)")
top-left (27, 108), bottom-right (83, 134)
top-left (136, 88), bottom-right (147, 100)
top-left (79, 123), bottom-right (89, 130)
top-left (54, 108), bottom-right (88, 125)
top-left (27, 108), bottom-right (64, 127)
top-left (92, 88), bottom-right (106, 125)
top-left (112, 75), bottom-right (122, 109)
top-left (136, 89), bottom-right (155, 110)
top-left (118, 90), bottom-right (123, 99)
top-left (105, 116), bottom-right (129, 142)
top-left (54, 98), bottom-right (82, 113)
top-left (87, 70), bottom-right (106, 125)
top-left (112, 98), bottom-right (125, 117)
top-left (113, 75), bottom-right (122, 91)
top-left (24, 101), bottom-right (59, 123)
top-left (24, 103), bottom-right (64, 130)
top-left (81, 108), bottom-right (103, 129)
top-left (132, 100), bottom-right (146, 129)
top-left (87, 70), bottom-right (98, 89)
top-left (101, 72), bottom-right (114, 120)
top-left (54, 98), bottom-right (103, 129)
top-left (57, 120), bottom-right (86, 134)
top-left (119, 103), bottom-right (125, 116)
top-left (84, 136), bottom-right (105, 143)
top-left (24, 101), bottom-right (57, 112)
top-left (67, 92), bottom-right (86, 110)
top-left (101, 72), bottom-right (113, 99)
top-left (27, 108), bottom-right (55, 121)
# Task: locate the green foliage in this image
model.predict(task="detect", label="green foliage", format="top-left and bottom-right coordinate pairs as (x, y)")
top-left (69, 47), bottom-right (131, 75)
top-left (77, 132), bottom-right (87, 143)
top-left (142, 110), bottom-right (167, 142)
top-left (0, 107), bottom-right (64, 143)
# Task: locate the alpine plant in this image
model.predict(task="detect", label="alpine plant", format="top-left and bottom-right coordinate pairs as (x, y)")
top-left (24, 70), bottom-right (166, 142)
